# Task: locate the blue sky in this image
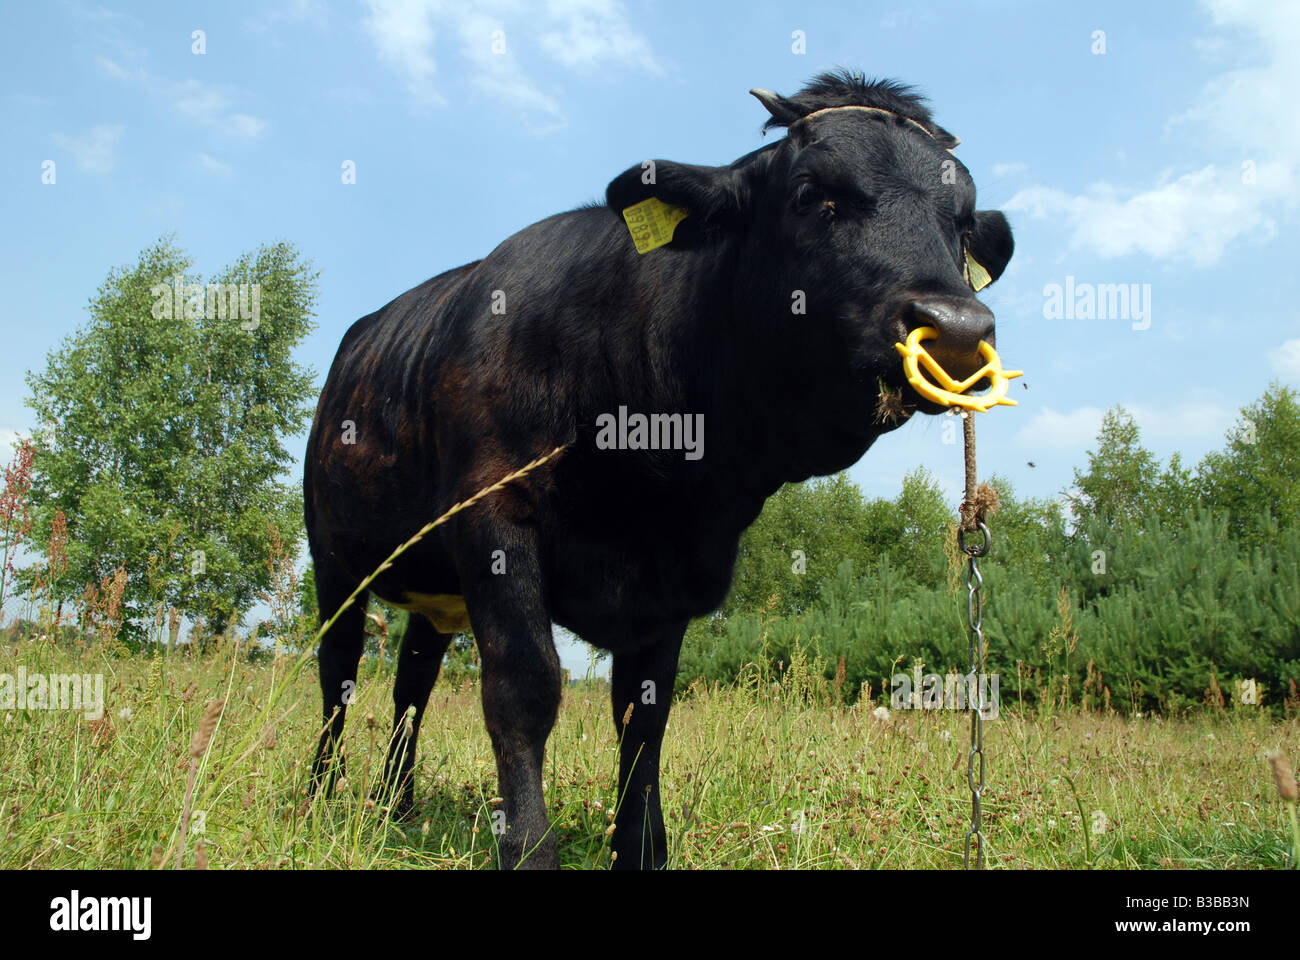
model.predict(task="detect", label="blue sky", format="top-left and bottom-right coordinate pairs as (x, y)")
top-left (2, 1), bottom-right (1298, 667)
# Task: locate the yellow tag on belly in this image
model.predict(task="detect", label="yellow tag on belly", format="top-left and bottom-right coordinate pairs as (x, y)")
top-left (622, 197), bottom-right (690, 253)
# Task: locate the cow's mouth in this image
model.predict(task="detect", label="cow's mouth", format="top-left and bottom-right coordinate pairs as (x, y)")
top-left (876, 351), bottom-right (995, 423)
top-left (874, 372), bottom-right (940, 424)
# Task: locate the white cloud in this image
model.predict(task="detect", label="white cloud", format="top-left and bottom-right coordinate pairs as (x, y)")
top-left (227, 113), bottom-right (268, 139)
top-left (1271, 338), bottom-right (1300, 381)
top-left (0, 429), bottom-right (20, 465)
top-left (361, 0), bottom-right (657, 125)
top-left (170, 79), bottom-right (271, 138)
top-left (540, 0), bottom-right (660, 73)
top-left (991, 161), bottom-right (1028, 178)
top-left (879, 9), bottom-right (939, 29)
top-left (1173, 0), bottom-right (1300, 162)
top-left (1127, 400), bottom-right (1233, 446)
top-left (1005, 0), bottom-right (1300, 267)
top-left (1017, 401), bottom-right (1233, 453)
top-left (246, 0), bottom-right (327, 34)
top-left (362, 0), bottom-right (444, 106)
top-left (94, 55), bottom-right (130, 80)
top-left (451, 6), bottom-right (564, 129)
top-left (52, 124), bottom-right (124, 172)
top-left (1005, 163), bottom-right (1282, 267)
top-left (196, 153), bottom-right (232, 176)
top-left (171, 78), bottom-right (229, 124)
top-left (97, 66), bottom-right (268, 140)
top-left (77, 4), bottom-right (123, 22)
top-left (1017, 406), bottom-right (1105, 451)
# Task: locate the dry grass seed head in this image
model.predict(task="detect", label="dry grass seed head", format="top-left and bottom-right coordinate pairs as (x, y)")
top-left (1268, 751), bottom-right (1298, 802)
top-left (191, 699), bottom-right (223, 758)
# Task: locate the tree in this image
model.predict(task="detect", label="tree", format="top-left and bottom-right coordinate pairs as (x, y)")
top-left (719, 467), bottom-right (956, 620)
top-left (1147, 451), bottom-right (1199, 532)
top-left (979, 474), bottom-right (1067, 588)
top-left (1199, 382), bottom-right (1300, 549)
top-left (888, 467), bottom-right (952, 588)
top-left (723, 473), bottom-right (876, 619)
top-left (1067, 406), bottom-right (1159, 530)
top-left (24, 236), bottom-right (318, 637)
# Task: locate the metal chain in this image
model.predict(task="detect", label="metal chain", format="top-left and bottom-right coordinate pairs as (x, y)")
top-left (957, 521), bottom-right (989, 869)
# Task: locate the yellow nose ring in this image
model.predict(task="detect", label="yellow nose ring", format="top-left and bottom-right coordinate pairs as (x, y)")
top-left (893, 326), bottom-right (1023, 413)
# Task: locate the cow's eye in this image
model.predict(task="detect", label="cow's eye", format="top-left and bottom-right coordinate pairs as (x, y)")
top-left (791, 182), bottom-right (819, 215)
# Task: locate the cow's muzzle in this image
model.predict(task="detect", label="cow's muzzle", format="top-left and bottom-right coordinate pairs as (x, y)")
top-left (906, 296), bottom-right (995, 382)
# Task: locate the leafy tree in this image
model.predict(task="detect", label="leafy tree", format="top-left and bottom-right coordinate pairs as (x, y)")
top-left (980, 474), bottom-right (1067, 589)
top-left (720, 467), bottom-right (955, 622)
top-left (724, 473), bottom-right (876, 619)
top-left (1067, 406), bottom-right (1159, 529)
top-left (24, 236), bottom-right (318, 636)
top-left (1199, 382), bottom-right (1300, 549)
top-left (888, 467), bottom-right (952, 588)
top-left (1147, 451), bottom-right (1199, 532)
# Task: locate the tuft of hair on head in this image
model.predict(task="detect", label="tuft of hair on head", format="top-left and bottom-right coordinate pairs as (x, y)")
top-left (756, 68), bottom-right (958, 148)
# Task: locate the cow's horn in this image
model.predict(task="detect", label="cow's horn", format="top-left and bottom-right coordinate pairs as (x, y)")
top-left (749, 87), bottom-right (804, 125)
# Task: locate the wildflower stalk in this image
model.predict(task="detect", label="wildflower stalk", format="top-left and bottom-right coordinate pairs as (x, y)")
top-left (0, 439), bottom-right (36, 620)
top-left (1269, 751), bottom-right (1299, 869)
top-left (177, 699), bottom-right (224, 868)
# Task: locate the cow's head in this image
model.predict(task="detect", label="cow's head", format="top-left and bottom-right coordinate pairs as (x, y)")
top-left (607, 70), bottom-right (1014, 427)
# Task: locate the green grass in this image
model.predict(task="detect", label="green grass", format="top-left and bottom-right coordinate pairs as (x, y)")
top-left (1, 634), bottom-right (1295, 869)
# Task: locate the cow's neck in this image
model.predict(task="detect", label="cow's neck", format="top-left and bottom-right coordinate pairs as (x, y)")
top-left (648, 239), bottom-right (885, 517)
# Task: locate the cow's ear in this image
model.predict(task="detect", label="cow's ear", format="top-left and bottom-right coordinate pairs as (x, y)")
top-left (606, 161), bottom-right (746, 233)
top-left (967, 210), bottom-right (1014, 286)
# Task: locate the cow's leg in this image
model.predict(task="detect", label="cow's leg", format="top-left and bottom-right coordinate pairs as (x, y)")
top-left (311, 560), bottom-right (368, 796)
top-left (609, 622), bottom-right (686, 870)
top-left (462, 528), bottom-right (561, 870)
top-left (381, 614), bottom-right (452, 817)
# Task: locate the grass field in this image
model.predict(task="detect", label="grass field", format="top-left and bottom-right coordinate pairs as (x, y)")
top-left (1, 633), bottom-right (1296, 870)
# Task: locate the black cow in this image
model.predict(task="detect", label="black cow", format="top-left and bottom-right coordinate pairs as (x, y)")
top-left (305, 70), bottom-right (1013, 869)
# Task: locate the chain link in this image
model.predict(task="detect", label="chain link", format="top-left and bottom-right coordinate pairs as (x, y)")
top-left (957, 521), bottom-right (989, 869)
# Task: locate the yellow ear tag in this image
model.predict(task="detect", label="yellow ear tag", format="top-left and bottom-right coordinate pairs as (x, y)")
top-left (622, 197), bottom-right (690, 254)
top-left (965, 250), bottom-right (993, 292)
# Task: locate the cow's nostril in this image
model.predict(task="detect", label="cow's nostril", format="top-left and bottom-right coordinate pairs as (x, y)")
top-left (908, 297), bottom-right (995, 380)
top-left (909, 297), bottom-right (995, 353)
